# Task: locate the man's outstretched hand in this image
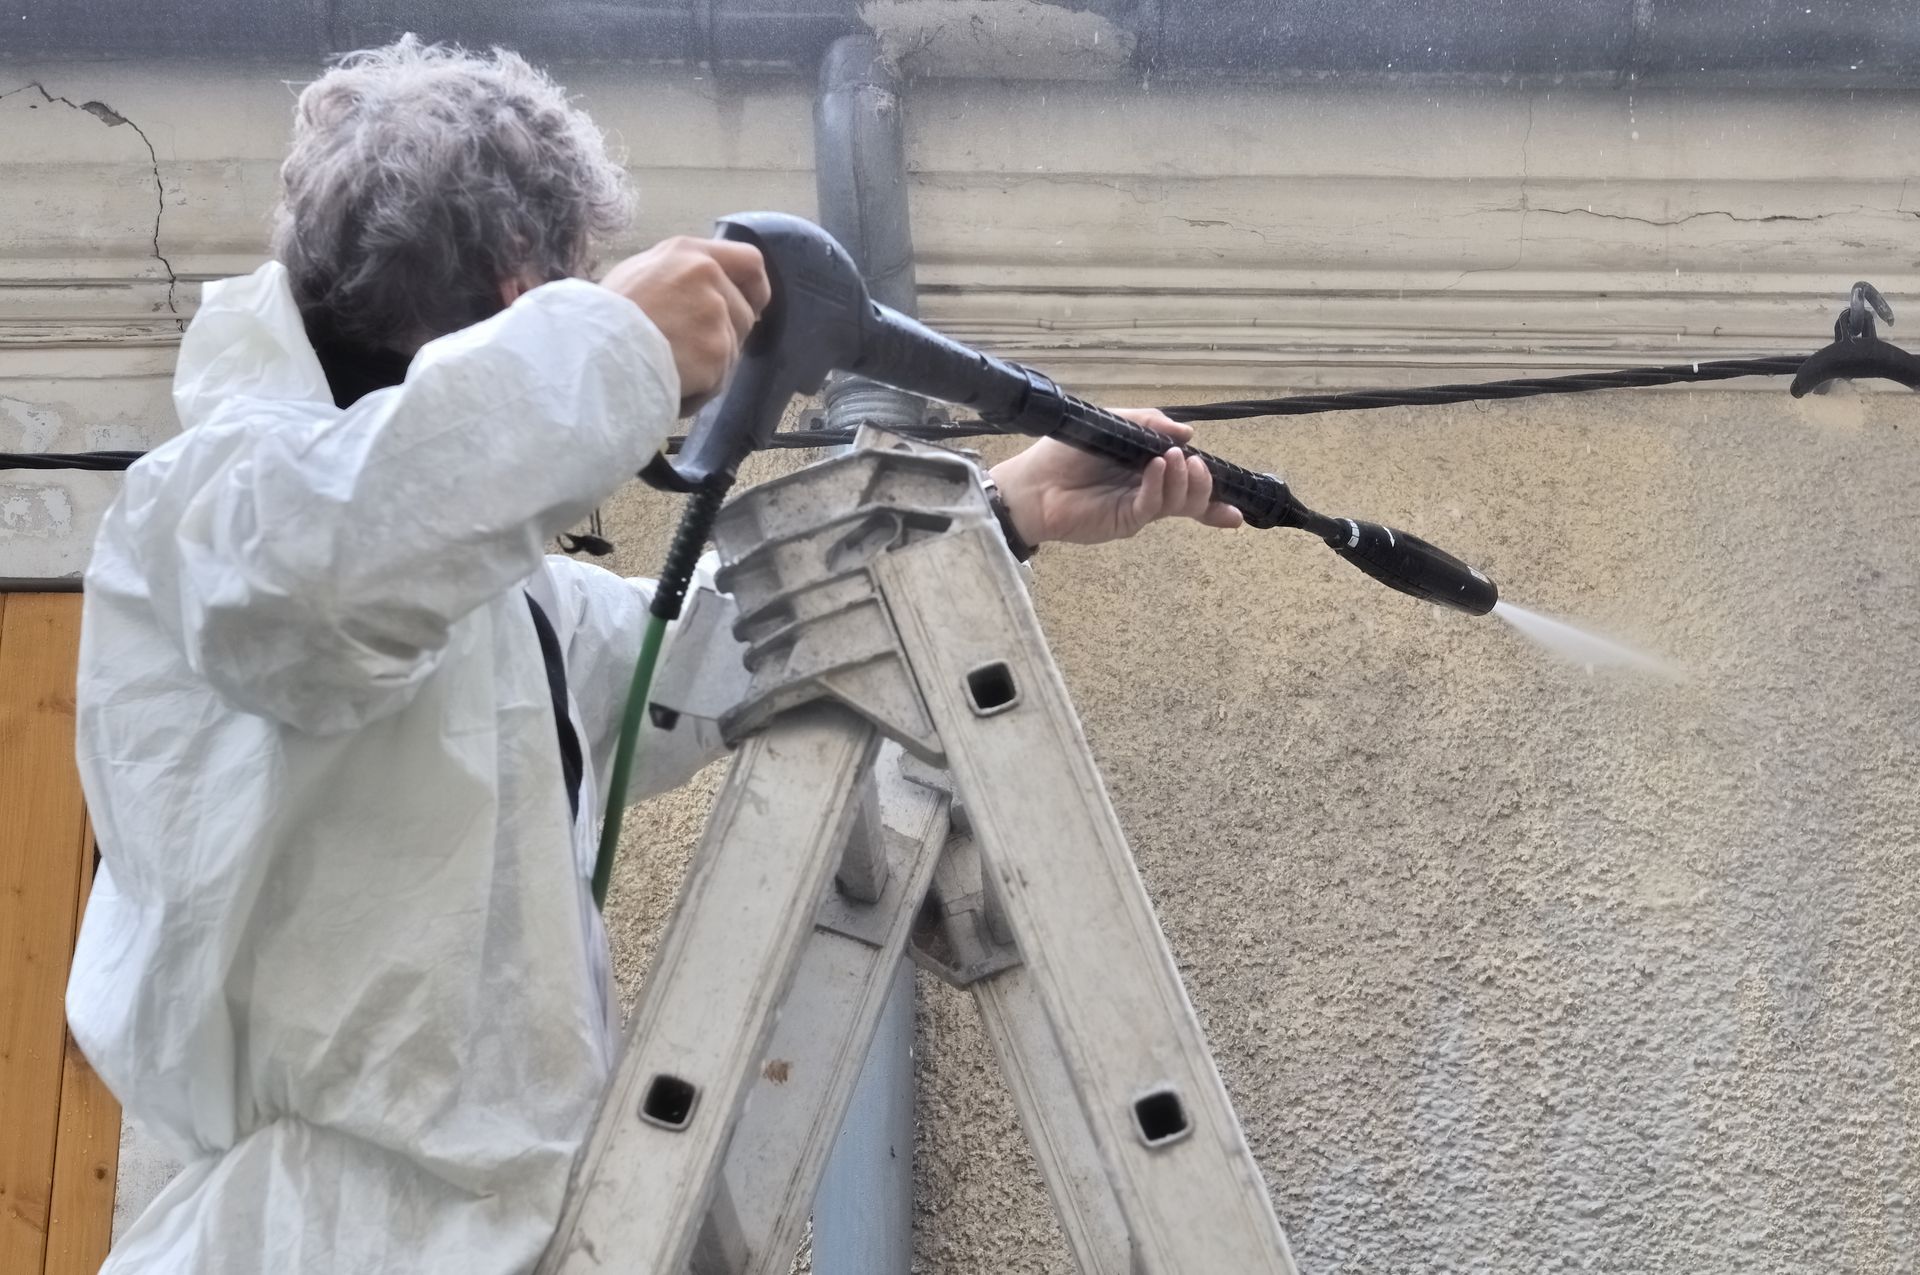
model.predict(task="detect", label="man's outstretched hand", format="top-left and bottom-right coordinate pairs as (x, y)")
top-left (987, 408), bottom-right (1245, 549)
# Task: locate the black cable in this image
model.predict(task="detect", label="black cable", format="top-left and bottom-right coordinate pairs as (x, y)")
top-left (1161, 354), bottom-right (1808, 423)
top-left (0, 352), bottom-right (1815, 472)
top-left (670, 353), bottom-right (1811, 447)
top-left (0, 450), bottom-right (147, 470)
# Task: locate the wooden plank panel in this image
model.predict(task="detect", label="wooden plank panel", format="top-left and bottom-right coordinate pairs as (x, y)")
top-left (0, 593), bottom-right (91, 1274)
top-left (45, 822), bottom-right (120, 1275)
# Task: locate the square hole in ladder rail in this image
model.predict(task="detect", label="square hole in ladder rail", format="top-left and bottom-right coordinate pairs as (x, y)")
top-left (1132, 1086), bottom-right (1192, 1149)
top-left (641, 1074), bottom-right (699, 1130)
top-left (964, 661), bottom-right (1020, 716)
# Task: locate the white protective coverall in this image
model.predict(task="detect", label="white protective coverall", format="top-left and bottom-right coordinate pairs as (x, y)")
top-left (66, 262), bottom-right (732, 1273)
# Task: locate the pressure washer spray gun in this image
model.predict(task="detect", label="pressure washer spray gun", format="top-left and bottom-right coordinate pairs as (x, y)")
top-left (640, 210), bottom-right (1498, 617)
top-left (593, 211), bottom-right (1498, 901)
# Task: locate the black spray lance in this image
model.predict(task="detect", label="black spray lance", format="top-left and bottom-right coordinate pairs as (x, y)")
top-left (643, 211), bottom-right (1498, 613)
top-left (592, 212), bottom-right (1497, 903)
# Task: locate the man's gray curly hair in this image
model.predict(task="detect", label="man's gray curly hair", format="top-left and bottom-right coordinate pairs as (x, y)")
top-left (271, 36), bottom-right (632, 352)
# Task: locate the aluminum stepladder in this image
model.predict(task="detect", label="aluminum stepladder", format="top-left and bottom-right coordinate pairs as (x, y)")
top-left (538, 428), bottom-right (1298, 1275)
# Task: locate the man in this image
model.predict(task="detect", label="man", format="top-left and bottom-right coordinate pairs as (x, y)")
top-left (65, 37), bottom-right (1241, 1273)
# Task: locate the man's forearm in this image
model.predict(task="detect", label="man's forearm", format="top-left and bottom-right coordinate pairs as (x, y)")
top-left (119, 274), bottom-right (679, 732)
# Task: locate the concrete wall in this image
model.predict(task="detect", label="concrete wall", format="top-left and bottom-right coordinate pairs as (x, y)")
top-left (4, 51), bottom-right (1915, 1271)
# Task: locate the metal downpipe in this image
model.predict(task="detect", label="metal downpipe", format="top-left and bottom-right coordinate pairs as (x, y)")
top-left (809, 31), bottom-right (922, 1275)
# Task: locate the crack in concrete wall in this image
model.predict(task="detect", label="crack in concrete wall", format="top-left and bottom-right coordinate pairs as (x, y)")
top-left (1, 80), bottom-right (180, 326)
top-left (1441, 93), bottom-right (1537, 291)
top-left (1529, 206), bottom-right (1838, 227)
top-left (1434, 94), bottom-right (1898, 284)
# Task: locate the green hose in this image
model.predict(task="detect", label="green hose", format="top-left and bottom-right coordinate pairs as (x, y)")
top-left (591, 611), bottom-right (670, 909)
top-left (590, 478), bottom-right (729, 910)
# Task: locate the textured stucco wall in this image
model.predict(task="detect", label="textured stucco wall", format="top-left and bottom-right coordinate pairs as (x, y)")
top-left (600, 383), bottom-right (1919, 1272)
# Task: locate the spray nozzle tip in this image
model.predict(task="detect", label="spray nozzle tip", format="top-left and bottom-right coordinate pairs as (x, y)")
top-left (1324, 520), bottom-right (1498, 616)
